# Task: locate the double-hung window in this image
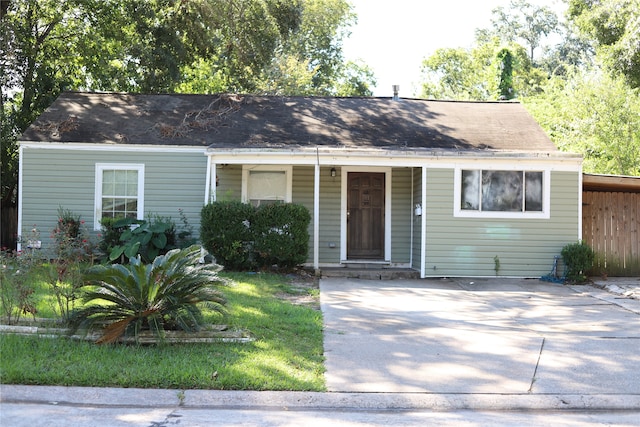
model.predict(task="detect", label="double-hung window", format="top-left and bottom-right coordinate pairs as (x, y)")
top-left (94, 164), bottom-right (144, 229)
top-left (241, 165), bottom-right (292, 206)
top-left (455, 168), bottom-right (549, 218)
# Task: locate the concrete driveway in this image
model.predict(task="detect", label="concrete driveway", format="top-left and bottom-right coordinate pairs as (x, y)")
top-left (321, 277), bottom-right (640, 394)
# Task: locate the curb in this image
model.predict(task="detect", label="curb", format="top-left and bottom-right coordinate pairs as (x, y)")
top-left (2, 385), bottom-right (640, 411)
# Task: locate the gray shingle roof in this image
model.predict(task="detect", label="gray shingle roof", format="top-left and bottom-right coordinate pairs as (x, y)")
top-left (20, 92), bottom-right (558, 152)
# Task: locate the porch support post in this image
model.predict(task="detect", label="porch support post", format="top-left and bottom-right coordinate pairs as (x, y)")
top-left (204, 157), bottom-right (216, 204)
top-left (420, 166), bottom-right (427, 278)
top-left (211, 162), bottom-right (217, 202)
top-left (313, 163), bottom-right (320, 271)
top-left (578, 165), bottom-right (583, 240)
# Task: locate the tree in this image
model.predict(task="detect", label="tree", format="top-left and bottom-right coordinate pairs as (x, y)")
top-left (282, 0), bottom-right (355, 93)
top-left (419, 47), bottom-right (490, 100)
top-left (418, 39), bottom-right (544, 100)
top-left (538, 22), bottom-right (595, 76)
top-left (333, 60), bottom-right (376, 96)
top-left (1, 0), bottom-right (96, 248)
top-left (490, 0), bottom-right (559, 63)
top-left (568, 0), bottom-right (640, 88)
top-left (1, 0), bottom-right (365, 248)
top-left (496, 48), bottom-right (515, 100)
top-left (525, 69), bottom-right (640, 176)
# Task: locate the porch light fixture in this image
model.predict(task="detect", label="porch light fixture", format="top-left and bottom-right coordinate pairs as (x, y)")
top-left (330, 167), bottom-right (336, 177)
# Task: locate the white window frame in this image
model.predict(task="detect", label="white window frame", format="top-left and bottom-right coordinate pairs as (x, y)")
top-left (454, 167), bottom-right (550, 219)
top-left (241, 165), bottom-right (293, 205)
top-left (94, 163), bottom-right (145, 230)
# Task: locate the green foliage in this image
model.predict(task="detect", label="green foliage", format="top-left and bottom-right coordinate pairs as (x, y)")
top-left (70, 245), bottom-right (226, 345)
top-left (419, 39), bottom-right (543, 100)
top-left (569, 0), bottom-right (640, 88)
top-left (200, 201), bottom-right (256, 271)
top-left (201, 201), bottom-right (311, 270)
top-left (47, 208), bottom-right (96, 322)
top-left (1, 272), bottom-right (324, 390)
top-left (0, 245), bottom-right (40, 324)
top-left (176, 208), bottom-right (196, 248)
top-left (98, 217), bottom-right (129, 260)
top-left (253, 203), bottom-right (311, 269)
top-left (496, 48), bottom-right (515, 99)
top-left (333, 60), bottom-right (377, 96)
top-left (561, 241), bottom-right (595, 283)
top-left (489, 0), bottom-right (559, 62)
top-left (107, 215), bottom-right (179, 264)
top-left (420, 47), bottom-right (484, 100)
top-left (1, 0), bottom-right (361, 245)
top-left (524, 70), bottom-right (640, 176)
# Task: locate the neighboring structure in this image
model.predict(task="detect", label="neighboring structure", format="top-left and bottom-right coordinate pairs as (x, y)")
top-left (18, 92), bottom-right (583, 277)
top-left (582, 174), bottom-right (640, 276)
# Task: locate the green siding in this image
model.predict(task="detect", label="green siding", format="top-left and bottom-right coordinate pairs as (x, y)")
top-left (22, 147), bottom-right (578, 276)
top-left (21, 147), bottom-right (207, 250)
top-left (391, 168), bottom-right (412, 263)
top-left (412, 168), bottom-right (423, 270)
top-left (424, 169), bottom-right (580, 277)
top-left (291, 166), bottom-right (341, 264)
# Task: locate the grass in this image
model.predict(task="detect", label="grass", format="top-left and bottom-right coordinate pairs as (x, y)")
top-left (0, 271), bottom-right (325, 391)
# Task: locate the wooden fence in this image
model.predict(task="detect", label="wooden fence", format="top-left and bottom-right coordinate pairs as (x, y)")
top-left (0, 203), bottom-right (18, 250)
top-left (582, 191), bottom-right (640, 276)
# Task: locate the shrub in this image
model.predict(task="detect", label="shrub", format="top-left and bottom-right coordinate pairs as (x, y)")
top-left (201, 201), bottom-right (311, 271)
top-left (253, 203), bottom-right (311, 268)
top-left (106, 216), bottom-right (175, 263)
top-left (69, 245), bottom-right (226, 344)
top-left (561, 241), bottom-right (594, 283)
top-left (200, 201), bottom-right (255, 270)
top-left (51, 207), bottom-right (95, 261)
top-left (98, 217), bottom-right (128, 259)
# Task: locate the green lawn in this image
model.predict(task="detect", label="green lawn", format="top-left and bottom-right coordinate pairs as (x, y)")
top-left (0, 272), bottom-right (325, 391)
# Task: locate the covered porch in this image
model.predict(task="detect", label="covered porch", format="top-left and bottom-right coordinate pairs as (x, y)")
top-left (204, 147), bottom-right (430, 277)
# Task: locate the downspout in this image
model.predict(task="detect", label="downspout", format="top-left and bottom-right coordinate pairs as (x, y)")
top-left (313, 148), bottom-right (320, 272)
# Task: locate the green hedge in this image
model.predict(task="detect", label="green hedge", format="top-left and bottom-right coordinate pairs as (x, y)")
top-left (201, 201), bottom-right (255, 270)
top-left (561, 241), bottom-right (594, 283)
top-left (201, 201), bottom-right (311, 270)
top-left (253, 203), bottom-right (311, 269)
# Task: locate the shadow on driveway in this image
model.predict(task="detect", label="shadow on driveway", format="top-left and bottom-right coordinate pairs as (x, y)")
top-left (320, 277), bottom-right (640, 394)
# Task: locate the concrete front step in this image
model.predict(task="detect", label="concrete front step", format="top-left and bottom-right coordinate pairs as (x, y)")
top-left (320, 268), bottom-right (420, 280)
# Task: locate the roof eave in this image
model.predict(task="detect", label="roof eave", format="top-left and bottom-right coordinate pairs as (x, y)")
top-left (206, 146), bottom-right (582, 166)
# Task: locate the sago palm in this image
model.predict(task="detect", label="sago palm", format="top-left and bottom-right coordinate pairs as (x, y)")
top-left (70, 245), bottom-right (226, 344)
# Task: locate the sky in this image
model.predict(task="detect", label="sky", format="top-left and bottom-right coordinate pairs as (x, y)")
top-left (342, 0), bottom-right (566, 97)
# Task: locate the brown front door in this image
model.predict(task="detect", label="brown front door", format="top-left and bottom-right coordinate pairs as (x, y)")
top-left (347, 172), bottom-right (385, 259)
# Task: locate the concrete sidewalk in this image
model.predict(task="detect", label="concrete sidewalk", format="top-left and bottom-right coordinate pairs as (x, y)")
top-left (2, 383), bottom-right (640, 412)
